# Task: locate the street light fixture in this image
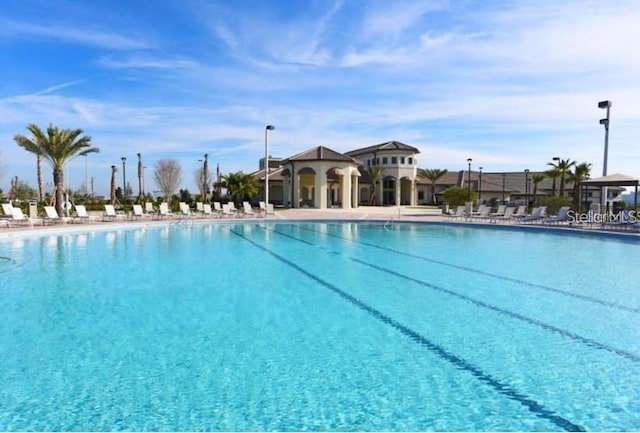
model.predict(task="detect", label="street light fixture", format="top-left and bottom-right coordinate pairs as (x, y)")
top-left (524, 169), bottom-right (530, 212)
top-left (121, 157), bottom-right (127, 202)
top-left (598, 100), bottom-right (612, 211)
top-left (265, 125), bottom-right (275, 208)
top-left (467, 158), bottom-right (472, 200)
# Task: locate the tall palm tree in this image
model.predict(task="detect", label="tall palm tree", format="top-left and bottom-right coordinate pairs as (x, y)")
top-left (547, 158), bottom-right (575, 197)
top-left (37, 154), bottom-right (44, 202)
top-left (531, 173), bottom-right (546, 206)
top-left (420, 168), bottom-right (448, 204)
top-left (14, 124), bottom-right (99, 215)
top-left (110, 165), bottom-right (118, 205)
top-left (571, 162), bottom-right (592, 210)
top-left (545, 167), bottom-right (561, 196)
top-left (365, 165), bottom-right (384, 205)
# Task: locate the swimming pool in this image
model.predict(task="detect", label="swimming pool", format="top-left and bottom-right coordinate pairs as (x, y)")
top-left (1, 221), bottom-right (639, 431)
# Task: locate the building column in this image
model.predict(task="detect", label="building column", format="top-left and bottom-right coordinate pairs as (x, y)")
top-left (410, 179), bottom-right (416, 206)
top-left (282, 175), bottom-right (290, 207)
top-left (292, 174), bottom-right (300, 208)
top-left (378, 181), bottom-right (384, 206)
top-left (352, 174), bottom-right (359, 208)
top-left (395, 179), bottom-right (401, 206)
top-left (316, 173), bottom-right (327, 209)
top-left (341, 172), bottom-right (352, 209)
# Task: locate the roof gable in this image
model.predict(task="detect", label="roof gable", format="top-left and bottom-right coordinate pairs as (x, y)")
top-left (345, 141), bottom-right (420, 156)
top-left (281, 146), bottom-right (359, 164)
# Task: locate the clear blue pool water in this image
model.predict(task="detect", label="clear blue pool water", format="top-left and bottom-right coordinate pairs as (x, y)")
top-left (1, 221), bottom-right (639, 431)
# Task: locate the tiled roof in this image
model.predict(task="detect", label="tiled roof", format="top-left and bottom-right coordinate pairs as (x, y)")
top-left (281, 146), bottom-right (360, 164)
top-left (345, 141), bottom-right (420, 157)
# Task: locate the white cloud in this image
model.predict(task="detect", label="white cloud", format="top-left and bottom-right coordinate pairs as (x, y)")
top-left (1, 20), bottom-right (149, 50)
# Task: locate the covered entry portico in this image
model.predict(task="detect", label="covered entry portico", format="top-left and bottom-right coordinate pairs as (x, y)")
top-left (280, 146), bottom-right (362, 209)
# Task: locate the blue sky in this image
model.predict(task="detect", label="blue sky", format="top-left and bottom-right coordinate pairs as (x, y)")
top-left (1, 0), bottom-right (640, 196)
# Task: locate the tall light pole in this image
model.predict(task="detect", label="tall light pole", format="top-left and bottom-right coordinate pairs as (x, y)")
top-left (551, 156), bottom-right (560, 196)
top-left (478, 166), bottom-right (483, 203)
top-left (121, 156), bottom-right (127, 202)
top-left (598, 100), bottom-right (612, 211)
top-left (524, 169), bottom-right (530, 212)
top-left (198, 159), bottom-right (204, 198)
top-left (265, 125), bottom-right (275, 207)
top-left (137, 153), bottom-right (143, 201)
top-left (466, 158), bottom-right (472, 200)
top-left (142, 166), bottom-right (146, 198)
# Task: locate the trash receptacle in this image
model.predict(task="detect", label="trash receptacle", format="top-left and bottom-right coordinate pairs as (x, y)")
top-left (29, 200), bottom-right (38, 218)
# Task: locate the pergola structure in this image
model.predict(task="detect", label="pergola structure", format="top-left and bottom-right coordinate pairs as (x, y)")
top-left (582, 173), bottom-right (639, 210)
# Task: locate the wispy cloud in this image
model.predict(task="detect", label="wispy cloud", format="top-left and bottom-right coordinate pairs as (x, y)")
top-left (33, 80), bottom-right (86, 95)
top-left (1, 19), bottom-right (149, 50)
top-left (96, 55), bottom-right (198, 70)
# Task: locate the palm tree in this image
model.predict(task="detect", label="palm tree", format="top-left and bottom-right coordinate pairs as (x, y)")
top-left (420, 168), bottom-right (448, 204)
top-left (37, 154), bottom-right (44, 202)
top-left (221, 171), bottom-right (259, 205)
top-left (110, 165), bottom-right (118, 205)
top-left (14, 124), bottom-right (99, 215)
top-left (547, 158), bottom-right (575, 197)
top-left (531, 173), bottom-right (546, 206)
top-left (545, 167), bottom-right (561, 196)
top-left (364, 165), bottom-right (384, 205)
top-left (571, 162), bottom-right (592, 210)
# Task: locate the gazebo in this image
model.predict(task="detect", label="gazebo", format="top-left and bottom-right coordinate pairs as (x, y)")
top-left (582, 173), bottom-right (639, 210)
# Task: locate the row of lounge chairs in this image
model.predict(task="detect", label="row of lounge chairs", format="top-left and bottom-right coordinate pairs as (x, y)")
top-left (1, 201), bottom-right (274, 228)
top-left (448, 204), bottom-right (570, 224)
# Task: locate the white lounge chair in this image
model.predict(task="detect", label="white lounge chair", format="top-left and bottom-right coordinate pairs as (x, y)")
top-left (259, 201), bottom-right (267, 216)
top-left (144, 202), bottom-right (156, 216)
top-left (9, 207), bottom-right (34, 227)
top-left (213, 202), bottom-right (224, 216)
top-left (511, 206), bottom-right (528, 220)
top-left (448, 206), bottom-right (465, 220)
top-left (179, 202), bottom-right (192, 218)
top-left (103, 204), bottom-right (123, 221)
top-left (44, 205), bottom-right (68, 225)
top-left (203, 203), bottom-right (215, 218)
top-left (544, 206), bottom-right (570, 224)
top-left (221, 203), bottom-right (235, 218)
top-left (243, 201), bottom-right (257, 217)
top-left (158, 202), bottom-right (173, 218)
top-left (73, 205), bottom-right (94, 223)
top-left (521, 207), bottom-right (544, 223)
top-left (493, 206), bottom-right (515, 223)
top-left (132, 204), bottom-right (153, 219)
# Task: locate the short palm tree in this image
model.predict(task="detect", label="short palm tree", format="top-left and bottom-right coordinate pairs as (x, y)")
top-left (365, 165), bottom-right (384, 205)
top-left (531, 173), bottom-right (546, 206)
top-left (571, 162), bottom-right (592, 210)
top-left (420, 168), bottom-right (448, 204)
top-left (221, 171), bottom-right (259, 205)
top-left (14, 124), bottom-right (99, 215)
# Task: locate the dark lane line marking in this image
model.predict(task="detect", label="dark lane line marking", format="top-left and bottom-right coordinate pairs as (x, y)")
top-left (265, 225), bottom-right (640, 364)
top-left (294, 223), bottom-right (640, 314)
top-left (230, 227), bottom-right (584, 432)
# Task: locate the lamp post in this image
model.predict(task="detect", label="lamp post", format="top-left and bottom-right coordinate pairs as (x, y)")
top-left (198, 159), bottom-right (204, 198)
top-left (502, 173), bottom-right (506, 204)
top-left (598, 100), bottom-right (611, 211)
top-left (551, 156), bottom-right (560, 196)
top-left (467, 158), bottom-right (472, 200)
top-left (121, 157), bottom-right (126, 202)
top-left (524, 169), bottom-right (530, 212)
top-left (478, 166), bottom-right (483, 203)
top-left (265, 125), bottom-right (275, 207)
top-left (137, 153), bottom-right (143, 201)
